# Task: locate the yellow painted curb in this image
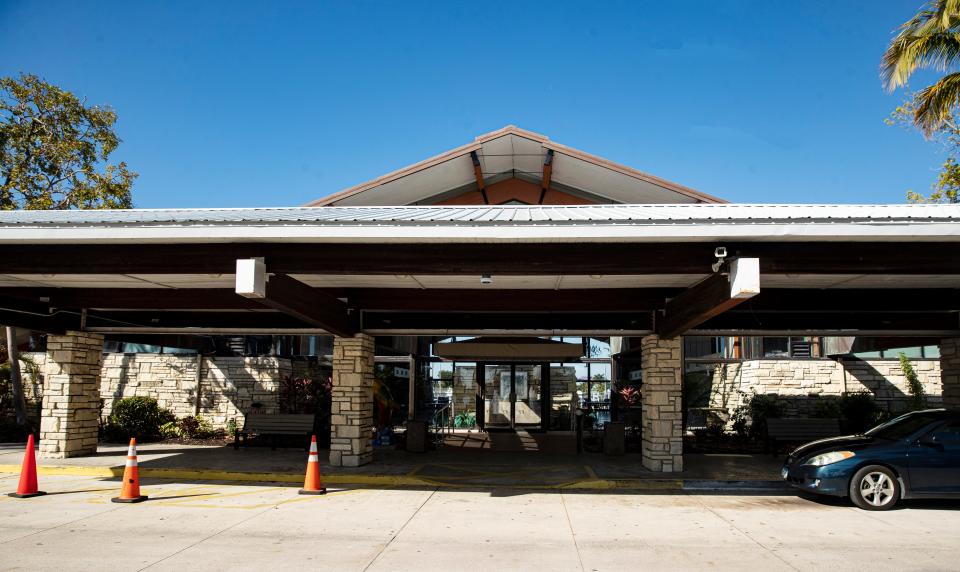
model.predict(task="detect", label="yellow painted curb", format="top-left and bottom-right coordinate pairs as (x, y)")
top-left (0, 464), bottom-right (440, 487)
top-left (0, 464), bottom-right (687, 491)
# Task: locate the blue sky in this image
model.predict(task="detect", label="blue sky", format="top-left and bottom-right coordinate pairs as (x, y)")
top-left (0, 1), bottom-right (944, 207)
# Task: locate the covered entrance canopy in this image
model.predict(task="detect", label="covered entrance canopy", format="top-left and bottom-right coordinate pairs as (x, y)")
top-left (3, 202), bottom-right (959, 472)
top-left (3, 125), bottom-right (960, 471)
top-left (1, 203), bottom-right (959, 338)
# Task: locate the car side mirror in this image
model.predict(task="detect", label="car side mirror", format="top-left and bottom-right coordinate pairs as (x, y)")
top-left (918, 434), bottom-right (943, 449)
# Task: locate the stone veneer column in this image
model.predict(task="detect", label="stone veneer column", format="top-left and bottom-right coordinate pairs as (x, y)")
top-left (329, 333), bottom-right (375, 467)
top-left (940, 338), bottom-right (960, 411)
top-left (640, 335), bottom-right (683, 472)
top-left (39, 331), bottom-right (104, 458)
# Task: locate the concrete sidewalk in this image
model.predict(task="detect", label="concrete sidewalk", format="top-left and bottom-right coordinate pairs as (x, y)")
top-left (0, 441), bottom-right (785, 490)
top-left (2, 473), bottom-right (959, 571)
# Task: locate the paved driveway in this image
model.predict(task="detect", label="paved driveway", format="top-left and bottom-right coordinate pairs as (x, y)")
top-left (1, 472), bottom-right (958, 571)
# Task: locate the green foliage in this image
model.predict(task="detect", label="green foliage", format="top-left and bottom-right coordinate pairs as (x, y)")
top-left (159, 415), bottom-right (223, 440)
top-left (731, 392), bottom-right (786, 439)
top-left (839, 392), bottom-right (884, 434)
top-left (888, 97), bottom-right (960, 203)
top-left (805, 393), bottom-right (890, 433)
top-left (226, 418), bottom-right (239, 437)
top-left (177, 415), bottom-right (217, 439)
top-left (0, 73), bottom-right (135, 210)
top-left (279, 372), bottom-right (332, 414)
top-left (159, 421), bottom-right (180, 439)
top-left (453, 411), bottom-right (476, 428)
top-left (812, 398), bottom-right (843, 420)
top-left (881, 1), bottom-right (960, 137)
top-left (898, 352), bottom-right (927, 411)
top-left (104, 397), bottom-right (174, 442)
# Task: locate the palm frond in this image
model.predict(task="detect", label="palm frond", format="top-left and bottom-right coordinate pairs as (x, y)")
top-left (914, 72), bottom-right (960, 135)
top-left (882, 32), bottom-right (960, 90)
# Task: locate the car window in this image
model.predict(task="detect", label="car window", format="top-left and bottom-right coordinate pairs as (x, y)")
top-left (866, 412), bottom-right (943, 440)
top-left (928, 421), bottom-right (960, 445)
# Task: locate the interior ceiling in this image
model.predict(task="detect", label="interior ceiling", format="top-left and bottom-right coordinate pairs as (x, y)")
top-left (331, 133), bottom-right (700, 206)
top-left (3, 273), bottom-right (960, 289)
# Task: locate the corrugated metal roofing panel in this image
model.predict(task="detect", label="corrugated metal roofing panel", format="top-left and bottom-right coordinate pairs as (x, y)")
top-left (1, 204), bottom-right (959, 226)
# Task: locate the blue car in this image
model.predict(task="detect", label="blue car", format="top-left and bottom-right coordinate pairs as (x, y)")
top-left (782, 409), bottom-right (960, 510)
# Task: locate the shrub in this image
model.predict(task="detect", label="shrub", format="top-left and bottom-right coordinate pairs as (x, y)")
top-left (840, 391), bottom-right (883, 433)
top-left (104, 397), bottom-right (174, 442)
top-left (226, 418), bottom-right (239, 437)
top-left (160, 421), bottom-right (181, 439)
top-left (453, 412), bottom-right (476, 428)
top-left (176, 415), bottom-right (218, 439)
top-left (812, 398), bottom-right (843, 419)
top-left (731, 392), bottom-right (786, 439)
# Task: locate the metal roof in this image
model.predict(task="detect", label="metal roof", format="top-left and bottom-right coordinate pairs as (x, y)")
top-left (2, 204), bottom-right (959, 225)
top-left (1, 204), bottom-right (958, 244)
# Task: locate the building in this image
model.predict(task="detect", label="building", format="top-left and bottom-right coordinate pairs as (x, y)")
top-left (2, 126), bottom-right (959, 471)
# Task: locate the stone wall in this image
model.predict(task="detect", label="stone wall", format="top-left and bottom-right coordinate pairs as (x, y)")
top-left (23, 352), bottom-right (288, 428)
top-left (697, 358), bottom-right (943, 422)
top-left (941, 339), bottom-right (960, 410)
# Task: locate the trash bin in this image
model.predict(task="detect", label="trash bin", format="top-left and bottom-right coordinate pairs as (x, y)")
top-left (406, 420), bottom-right (428, 453)
top-left (603, 421), bottom-right (625, 455)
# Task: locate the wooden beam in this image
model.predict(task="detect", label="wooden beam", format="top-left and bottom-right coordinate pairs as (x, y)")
top-left (657, 262), bottom-right (759, 339)
top-left (84, 310), bottom-right (313, 330)
top-left (538, 149), bottom-right (554, 204)
top-left (471, 151), bottom-right (489, 204)
top-left (344, 287), bottom-right (673, 312)
top-left (4, 242), bottom-right (960, 275)
top-left (3, 286), bottom-right (960, 315)
top-left (254, 274), bottom-right (358, 337)
top-left (696, 311), bottom-right (960, 333)
top-left (361, 311), bottom-right (653, 332)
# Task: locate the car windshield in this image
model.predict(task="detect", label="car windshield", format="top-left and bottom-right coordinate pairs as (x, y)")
top-left (865, 412), bottom-right (942, 440)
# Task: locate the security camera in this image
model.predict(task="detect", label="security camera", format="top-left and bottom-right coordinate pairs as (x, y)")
top-left (480, 274), bottom-right (493, 285)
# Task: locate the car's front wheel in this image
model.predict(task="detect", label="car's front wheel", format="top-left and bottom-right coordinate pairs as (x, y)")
top-left (849, 465), bottom-right (900, 511)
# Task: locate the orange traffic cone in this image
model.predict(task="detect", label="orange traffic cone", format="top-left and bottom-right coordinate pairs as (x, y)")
top-left (298, 435), bottom-right (326, 495)
top-left (111, 438), bottom-right (147, 503)
top-left (8, 434), bottom-right (45, 499)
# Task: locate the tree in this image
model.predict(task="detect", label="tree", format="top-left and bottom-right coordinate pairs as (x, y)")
top-left (886, 96), bottom-right (960, 203)
top-left (1, 73), bottom-right (136, 432)
top-left (882, 1), bottom-right (960, 203)
top-left (1, 73), bottom-right (135, 209)
top-left (882, 1), bottom-right (960, 135)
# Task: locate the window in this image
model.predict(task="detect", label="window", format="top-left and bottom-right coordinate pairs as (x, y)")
top-left (762, 337), bottom-right (790, 358)
top-left (928, 421), bottom-right (960, 445)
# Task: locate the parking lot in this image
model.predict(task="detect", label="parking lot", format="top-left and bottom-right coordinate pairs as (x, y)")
top-left (2, 472), bottom-right (959, 571)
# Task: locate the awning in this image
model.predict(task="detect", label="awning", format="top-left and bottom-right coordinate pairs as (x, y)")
top-left (433, 337), bottom-right (584, 360)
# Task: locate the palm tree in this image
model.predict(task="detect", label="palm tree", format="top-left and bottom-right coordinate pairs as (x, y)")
top-left (882, 0), bottom-right (960, 136)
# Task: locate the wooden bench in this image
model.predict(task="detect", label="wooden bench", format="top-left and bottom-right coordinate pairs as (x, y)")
top-left (234, 414), bottom-right (315, 450)
top-left (766, 418), bottom-right (842, 453)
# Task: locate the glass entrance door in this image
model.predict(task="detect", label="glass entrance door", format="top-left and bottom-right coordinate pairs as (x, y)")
top-left (481, 363), bottom-right (544, 430)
